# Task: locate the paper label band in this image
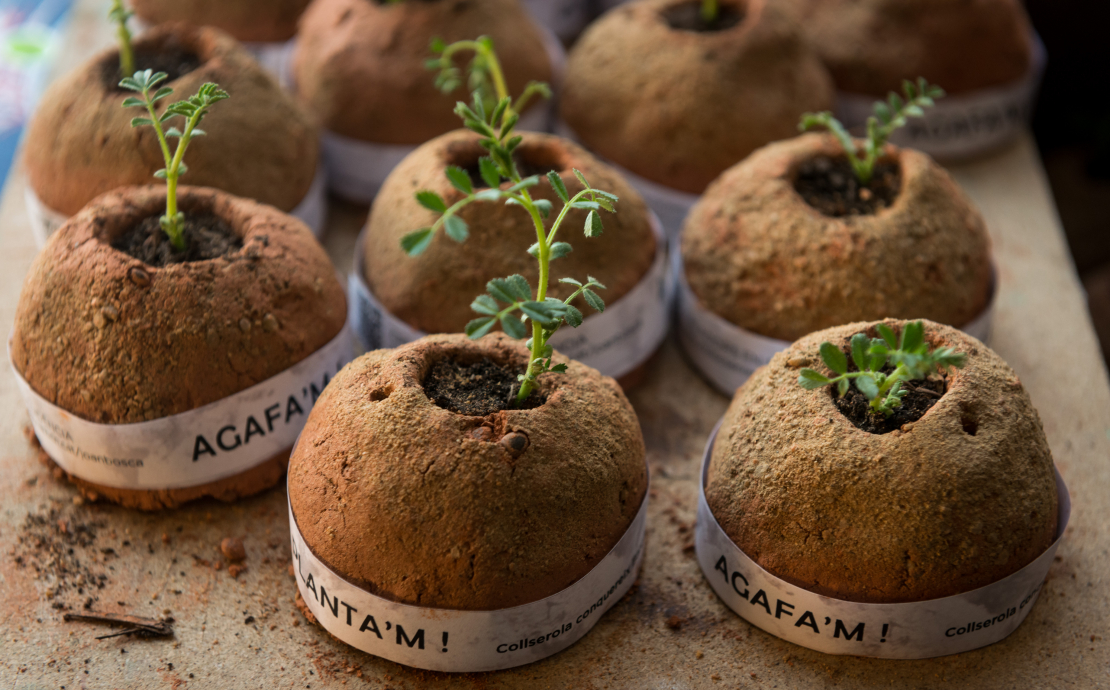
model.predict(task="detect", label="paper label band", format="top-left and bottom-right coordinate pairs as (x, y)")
top-left (523, 0), bottom-right (591, 41)
top-left (12, 323), bottom-right (354, 491)
top-left (23, 164), bottom-right (328, 247)
top-left (836, 34), bottom-right (1046, 160)
top-left (242, 38), bottom-right (296, 90)
top-left (676, 254), bottom-right (996, 396)
top-left (349, 214), bottom-right (671, 380)
top-left (696, 424), bottom-right (1070, 659)
top-left (311, 28), bottom-right (566, 205)
top-left (554, 119), bottom-right (698, 240)
top-left (289, 488), bottom-right (648, 672)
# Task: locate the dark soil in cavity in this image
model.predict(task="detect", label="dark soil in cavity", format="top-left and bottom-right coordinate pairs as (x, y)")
top-left (794, 156), bottom-right (901, 217)
top-left (663, 2), bottom-right (744, 32)
top-left (461, 157), bottom-right (559, 190)
top-left (423, 358), bottom-right (544, 416)
top-left (112, 213), bottom-right (242, 266)
top-left (104, 40), bottom-right (202, 89)
top-left (833, 364), bottom-right (947, 435)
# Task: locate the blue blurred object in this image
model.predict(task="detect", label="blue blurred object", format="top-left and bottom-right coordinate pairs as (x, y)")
top-left (0, 0), bottom-right (72, 195)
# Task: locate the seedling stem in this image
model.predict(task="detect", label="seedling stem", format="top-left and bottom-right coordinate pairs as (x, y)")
top-left (108, 0), bottom-right (135, 77)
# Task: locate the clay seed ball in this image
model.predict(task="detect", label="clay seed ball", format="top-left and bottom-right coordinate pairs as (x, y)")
top-left (288, 332), bottom-right (648, 610)
top-left (130, 0), bottom-right (312, 43)
top-left (784, 0), bottom-right (1034, 95)
top-left (681, 133), bottom-right (994, 341)
top-left (362, 130), bottom-right (657, 334)
top-left (11, 186), bottom-right (347, 509)
top-left (294, 0), bottom-right (554, 145)
top-left (707, 319), bottom-right (1059, 603)
top-left (23, 23), bottom-right (318, 217)
top-left (560, 0), bottom-right (834, 194)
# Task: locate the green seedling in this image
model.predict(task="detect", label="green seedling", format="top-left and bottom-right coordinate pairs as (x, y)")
top-left (798, 321), bottom-right (966, 417)
top-left (109, 0), bottom-right (135, 77)
top-left (799, 77), bottom-right (945, 185)
top-left (402, 37), bottom-right (614, 406)
top-left (701, 0), bottom-right (719, 23)
top-left (120, 70), bottom-right (229, 251)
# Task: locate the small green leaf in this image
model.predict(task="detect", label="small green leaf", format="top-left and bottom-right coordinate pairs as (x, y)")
top-left (500, 314), bottom-right (526, 339)
top-left (850, 333), bottom-right (869, 371)
top-left (190, 128), bottom-right (206, 137)
top-left (415, 190), bottom-right (447, 213)
top-left (900, 320), bottom-right (924, 352)
top-left (444, 215), bottom-right (469, 243)
top-left (546, 171), bottom-right (569, 202)
top-left (473, 189), bottom-right (502, 202)
top-left (445, 165), bottom-right (473, 195)
top-left (506, 176), bottom-right (540, 193)
top-left (550, 363), bottom-right (568, 373)
top-left (487, 278), bottom-right (517, 304)
top-left (400, 227), bottom-right (435, 256)
top-left (856, 376), bottom-right (880, 400)
top-left (533, 199), bottom-right (553, 218)
top-left (521, 301), bottom-right (563, 326)
top-left (471, 294), bottom-right (499, 316)
top-left (798, 369), bottom-right (832, 390)
top-left (550, 242), bottom-right (573, 260)
top-left (152, 86), bottom-right (173, 102)
top-left (837, 378), bottom-right (850, 396)
top-left (130, 117), bottom-right (153, 127)
top-left (465, 317), bottom-right (496, 339)
top-left (819, 342), bottom-right (848, 375)
top-left (165, 127), bottom-right (182, 138)
top-left (564, 304), bottom-right (583, 328)
top-left (582, 288), bottom-right (605, 313)
top-left (570, 200), bottom-right (601, 211)
top-left (506, 274), bottom-right (532, 301)
top-left (478, 157), bottom-right (501, 188)
top-left (152, 168), bottom-right (168, 179)
top-left (584, 210), bottom-right (603, 238)
top-left (876, 323), bottom-right (898, 349)
top-left (559, 277), bottom-right (582, 287)
top-left (121, 96), bottom-right (145, 108)
top-left (572, 168), bottom-right (591, 190)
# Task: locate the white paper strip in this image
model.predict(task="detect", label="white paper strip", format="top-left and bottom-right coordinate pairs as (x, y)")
top-left (696, 424), bottom-right (1070, 659)
top-left (310, 27), bottom-right (567, 205)
top-left (836, 33), bottom-right (1046, 160)
top-left (290, 486), bottom-right (648, 672)
top-left (522, 0), bottom-right (590, 42)
top-left (554, 119), bottom-right (699, 240)
top-left (23, 163), bottom-right (329, 247)
top-left (676, 254), bottom-right (997, 396)
top-left (348, 213), bottom-right (671, 380)
top-left (11, 323), bottom-right (354, 491)
top-left (242, 38), bottom-right (296, 90)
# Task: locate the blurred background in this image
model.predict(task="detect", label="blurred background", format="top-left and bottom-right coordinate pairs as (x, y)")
top-left (2, 0), bottom-right (1107, 363)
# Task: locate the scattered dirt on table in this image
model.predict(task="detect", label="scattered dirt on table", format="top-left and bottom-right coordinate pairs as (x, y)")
top-left (11, 502), bottom-right (108, 609)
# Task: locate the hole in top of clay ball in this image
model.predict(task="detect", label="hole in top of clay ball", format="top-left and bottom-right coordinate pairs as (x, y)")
top-left (960, 407), bottom-right (979, 436)
top-left (661, 0), bottom-right (745, 32)
top-left (422, 356), bottom-right (545, 416)
top-left (102, 35), bottom-right (203, 90)
top-left (109, 199), bottom-right (244, 267)
top-left (369, 386), bottom-right (393, 402)
top-left (448, 139), bottom-right (567, 190)
top-left (792, 154), bottom-right (903, 218)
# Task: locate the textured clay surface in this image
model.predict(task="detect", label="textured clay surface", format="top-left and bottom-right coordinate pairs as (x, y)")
top-left (785, 0), bottom-right (1033, 95)
top-left (287, 332), bottom-right (648, 610)
top-left (363, 130), bottom-right (657, 334)
top-left (560, 0), bottom-right (834, 194)
top-left (682, 133), bottom-right (994, 341)
top-left (131, 0), bottom-right (311, 43)
top-left (707, 319), bottom-right (1059, 603)
top-left (23, 24), bottom-right (318, 216)
top-left (293, 0), bottom-right (552, 144)
top-left (11, 186), bottom-right (347, 509)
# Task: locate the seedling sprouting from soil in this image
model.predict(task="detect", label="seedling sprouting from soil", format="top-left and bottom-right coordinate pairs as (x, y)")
top-left (799, 78), bottom-right (945, 185)
top-left (700, 0), bottom-right (719, 23)
top-left (120, 71), bottom-right (229, 251)
top-left (109, 0), bottom-right (135, 77)
top-left (798, 321), bottom-right (966, 417)
top-left (401, 37), bottom-right (615, 405)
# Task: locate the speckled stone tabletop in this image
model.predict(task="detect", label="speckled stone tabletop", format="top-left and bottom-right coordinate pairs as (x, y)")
top-left (1, 2), bottom-right (1107, 688)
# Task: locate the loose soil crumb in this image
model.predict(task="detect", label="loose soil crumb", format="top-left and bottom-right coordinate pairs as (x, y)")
top-left (794, 155), bottom-right (901, 217)
top-left (103, 41), bottom-right (202, 89)
top-left (662, 2), bottom-right (744, 32)
top-left (220, 537), bottom-right (246, 563)
top-left (423, 358), bottom-right (543, 415)
top-left (13, 504), bottom-right (108, 608)
top-left (833, 365), bottom-right (947, 434)
top-left (111, 213), bottom-right (242, 266)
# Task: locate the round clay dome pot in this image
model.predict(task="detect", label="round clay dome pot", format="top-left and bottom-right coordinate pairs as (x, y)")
top-left (23, 23), bottom-right (318, 218)
top-left (706, 319), bottom-right (1058, 603)
top-left (131, 0), bottom-right (311, 43)
top-left (681, 133), bottom-right (993, 342)
top-left (287, 332), bottom-right (647, 610)
top-left (293, 0), bottom-right (554, 146)
top-left (560, 0), bottom-right (834, 194)
top-left (362, 130), bottom-right (657, 334)
top-left (11, 186), bottom-right (347, 510)
top-left (784, 0), bottom-right (1033, 96)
